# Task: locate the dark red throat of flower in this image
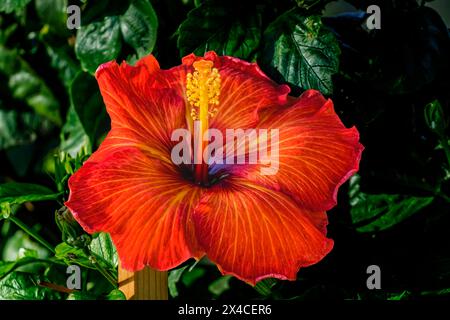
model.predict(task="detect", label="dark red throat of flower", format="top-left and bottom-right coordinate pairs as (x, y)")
top-left (186, 59), bottom-right (221, 186)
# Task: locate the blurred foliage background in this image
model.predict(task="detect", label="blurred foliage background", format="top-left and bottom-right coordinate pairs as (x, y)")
top-left (0, 0), bottom-right (449, 300)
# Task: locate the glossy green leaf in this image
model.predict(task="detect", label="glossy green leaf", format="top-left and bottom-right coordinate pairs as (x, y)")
top-left (0, 109), bottom-right (52, 150)
top-left (261, 11), bottom-right (340, 95)
top-left (8, 71), bottom-right (61, 125)
top-left (2, 230), bottom-right (49, 261)
top-left (67, 288), bottom-right (126, 300)
top-left (59, 105), bottom-right (91, 157)
top-left (168, 265), bottom-right (188, 298)
top-left (105, 289), bottom-right (126, 300)
top-left (45, 45), bottom-right (80, 89)
top-left (388, 291), bottom-right (412, 300)
top-left (0, 272), bottom-right (62, 300)
top-left (67, 291), bottom-right (97, 300)
top-left (425, 99), bottom-right (447, 136)
top-left (181, 267), bottom-right (205, 287)
top-left (5, 145), bottom-right (35, 177)
top-left (90, 233), bottom-right (118, 269)
top-left (0, 261), bottom-right (19, 278)
top-left (54, 243), bottom-right (92, 269)
top-left (35, 0), bottom-right (68, 35)
top-left (120, 0), bottom-right (158, 57)
top-left (0, 23), bottom-right (18, 45)
top-left (177, 1), bottom-right (262, 59)
top-left (0, 46), bottom-right (62, 125)
top-left (349, 175), bottom-right (434, 233)
top-left (0, 257), bottom-right (48, 280)
top-left (75, 16), bottom-right (122, 74)
top-left (69, 71), bottom-right (108, 146)
top-left (254, 278), bottom-right (277, 296)
top-left (0, 0), bottom-right (32, 14)
top-left (421, 288), bottom-right (450, 297)
top-left (55, 207), bottom-right (86, 244)
top-left (0, 183), bottom-right (59, 206)
top-left (208, 275), bottom-right (231, 296)
top-left (55, 242), bottom-right (115, 275)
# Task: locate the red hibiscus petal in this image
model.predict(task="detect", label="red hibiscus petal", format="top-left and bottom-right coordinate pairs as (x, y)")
top-left (93, 61), bottom-right (188, 163)
top-left (231, 89), bottom-right (363, 211)
top-left (192, 177), bottom-right (333, 285)
top-left (181, 52), bottom-right (291, 131)
top-left (97, 52), bottom-right (290, 136)
top-left (65, 148), bottom-right (203, 271)
top-left (96, 54), bottom-right (160, 92)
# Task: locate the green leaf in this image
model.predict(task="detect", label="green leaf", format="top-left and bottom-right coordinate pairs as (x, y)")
top-left (0, 261), bottom-right (20, 278)
top-left (0, 0), bottom-right (32, 14)
top-left (67, 291), bottom-right (97, 300)
top-left (8, 71), bottom-right (61, 125)
top-left (2, 230), bottom-right (49, 261)
top-left (55, 207), bottom-right (87, 245)
top-left (55, 242), bottom-right (115, 274)
top-left (349, 175), bottom-right (434, 233)
top-left (59, 105), bottom-right (91, 157)
top-left (69, 71), bottom-right (108, 146)
top-left (105, 289), bottom-right (126, 300)
top-left (0, 46), bottom-right (62, 125)
top-left (254, 278), bottom-right (277, 296)
top-left (387, 290), bottom-right (411, 300)
top-left (0, 23), bottom-right (18, 45)
top-left (75, 16), bottom-right (122, 74)
top-left (35, 0), bottom-right (68, 35)
top-left (208, 275), bottom-right (231, 296)
top-left (45, 45), bottom-right (80, 89)
top-left (67, 288), bottom-right (126, 300)
top-left (5, 145), bottom-right (35, 177)
top-left (424, 99), bottom-right (447, 137)
top-left (168, 265), bottom-right (188, 298)
top-left (177, 1), bottom-right (262, 59)
top-left (0, 272), bottom-right (62, 300)
top-left (55, 243), bottom-right (93, 269)
top-left (120, 0), bottom-right (158, 57)
top-left (421, 288), bottom-right (450, 297)
top-left (0, 109), bottom-right (52, 150)
top-left (90, 233), bottom-right (118, 269)
top-left (0, 183), bottom-right (59, 206)
top-left (13, 81), bottom-right (58, 124)
top-left (261, 11), bottom-right (340, 95)
top-left (181, 267), bottom-right (205, 287)
top-left (0, 257), bottom-right (45, 280)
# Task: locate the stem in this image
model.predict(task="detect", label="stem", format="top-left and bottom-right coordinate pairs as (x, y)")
top-left (395, 179), bottom-right (450, 204)
top-left (436, 191), bottom-right (450, 203)
top-left (38, 281), bottom-right (75, 294)
top-left (440, 136), bottom-right (450, 170)
top-left (9, 216), bottom-right (55, 254)
top-left (94, 261), bottom-right (117, 287)
top-left (85, 250), bottom-right (117, 287)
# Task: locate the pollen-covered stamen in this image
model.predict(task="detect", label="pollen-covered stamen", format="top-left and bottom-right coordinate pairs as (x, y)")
top-left (186, 60), bottom-right (221, 121)
top-left (186, 60), bottom-right (221, 185)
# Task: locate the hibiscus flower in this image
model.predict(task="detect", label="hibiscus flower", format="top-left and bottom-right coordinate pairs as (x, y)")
top-left (65, 51), bottom-right (363, 285)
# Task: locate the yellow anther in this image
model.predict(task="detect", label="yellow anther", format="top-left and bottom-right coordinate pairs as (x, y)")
top-left (186, 60), bottom-right (221, 121)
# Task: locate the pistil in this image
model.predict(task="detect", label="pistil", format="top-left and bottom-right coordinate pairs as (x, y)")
top-left (186, 60), bottom-right (220, 185)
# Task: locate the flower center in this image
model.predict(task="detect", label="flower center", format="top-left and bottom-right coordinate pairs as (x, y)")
top-left (186, 60), bottom-right (221, 185)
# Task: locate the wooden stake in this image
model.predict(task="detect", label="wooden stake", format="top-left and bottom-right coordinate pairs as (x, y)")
top-left (119, 266), bottom-right (168, 300)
